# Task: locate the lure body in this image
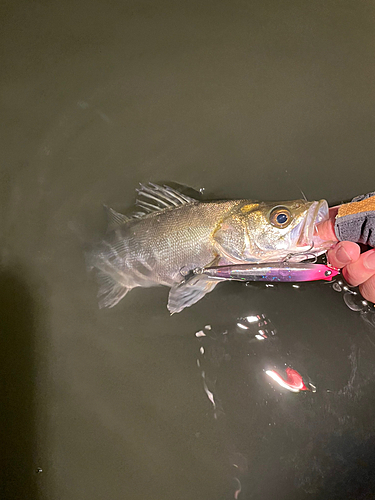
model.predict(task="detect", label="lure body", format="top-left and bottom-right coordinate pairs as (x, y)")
top-left (195, 262), bottom-right (339, 283)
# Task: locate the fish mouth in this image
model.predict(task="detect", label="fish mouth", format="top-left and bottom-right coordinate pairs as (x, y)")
top-left (296, 200), bottom-right (329, 252)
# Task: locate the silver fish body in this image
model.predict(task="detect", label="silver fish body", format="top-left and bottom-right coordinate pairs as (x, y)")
top-left (90, 199), bottom-right (240, 287)
top-left (87, 183), bottom-right (333, 313)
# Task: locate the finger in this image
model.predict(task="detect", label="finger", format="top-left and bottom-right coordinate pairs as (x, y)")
top-left (327, 241), bottom-right (361, 269)
top-left (328, 206), bottom-right (340, 219)
top-left (316, 219), bottom-right (337, 241)
top-left (316, 207), bottom-right (339, 242)
top-left (342, 248), bottom-right (375, 287)
top-left (359, 274), bottom-right (375, 304)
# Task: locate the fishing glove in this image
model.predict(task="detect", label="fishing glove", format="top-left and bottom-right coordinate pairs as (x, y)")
top-left (335, 192), bottom-right (375, 247)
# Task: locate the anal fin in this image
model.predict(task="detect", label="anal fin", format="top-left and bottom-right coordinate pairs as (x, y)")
top-left (96, 271), bottom-right (130, 308)
top-left (168, 275), bottom-right (219, 314)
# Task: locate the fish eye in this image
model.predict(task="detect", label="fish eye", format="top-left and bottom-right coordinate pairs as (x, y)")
top-left (269, 207), bottom-right (292, 228)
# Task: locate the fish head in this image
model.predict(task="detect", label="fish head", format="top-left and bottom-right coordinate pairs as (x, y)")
top-left (214, 199), bottom-right (333, 262)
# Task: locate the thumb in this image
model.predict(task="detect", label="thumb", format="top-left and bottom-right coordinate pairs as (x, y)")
top-left (316, 207), bottom-right (339, 242)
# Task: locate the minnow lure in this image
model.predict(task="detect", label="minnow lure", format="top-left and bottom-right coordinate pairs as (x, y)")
top-left (190, 262), bottom-right (340, 283)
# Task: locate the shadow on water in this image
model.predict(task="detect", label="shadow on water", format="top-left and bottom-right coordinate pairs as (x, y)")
top-left (0, 268), bottom-right (41, 500)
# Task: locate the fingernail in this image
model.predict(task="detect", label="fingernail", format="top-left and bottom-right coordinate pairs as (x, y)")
top-left (336, 244), bottom-right (351, 265)
top-left (364, 251), bottom-right (375, 270)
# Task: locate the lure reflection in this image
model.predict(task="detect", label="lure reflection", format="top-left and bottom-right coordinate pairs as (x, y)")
top-left (266, 368), bottom-right (308, 393)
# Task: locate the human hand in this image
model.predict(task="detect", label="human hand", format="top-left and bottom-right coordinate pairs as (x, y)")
top-left (317, 207), bottom-right (375, 303)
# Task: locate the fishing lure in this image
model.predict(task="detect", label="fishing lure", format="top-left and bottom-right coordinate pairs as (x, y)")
top-left (190, 262), bottom-right (340, 283)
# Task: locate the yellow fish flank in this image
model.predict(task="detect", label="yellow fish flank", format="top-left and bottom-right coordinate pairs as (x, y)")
top-left (86, 183), bottom-right (332, 313)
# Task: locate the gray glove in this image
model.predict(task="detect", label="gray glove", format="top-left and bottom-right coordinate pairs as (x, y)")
top-left (335, 192), bottom-right (375, 247)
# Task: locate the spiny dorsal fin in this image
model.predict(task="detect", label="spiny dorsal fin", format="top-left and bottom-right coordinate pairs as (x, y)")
top-left (104, 205), bottom-right (130, 231)
top-left (105, 184), bottom-right (197, 230)
top-left (135, 183), bottom-right (196, 214)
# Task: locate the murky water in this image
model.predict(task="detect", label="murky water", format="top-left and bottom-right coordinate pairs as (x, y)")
top-left (2, 1), bottom-right (375, 499)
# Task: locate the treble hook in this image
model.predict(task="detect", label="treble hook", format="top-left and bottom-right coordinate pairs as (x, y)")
top-left (284, 242), bottom-right (317, 263)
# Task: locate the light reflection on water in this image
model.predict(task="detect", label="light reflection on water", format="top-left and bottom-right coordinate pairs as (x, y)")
top-left (193, 289), bottom-right (375, 499)
top-left (195, 310), bottom-right (309, 498)
top-left (331, 279), bottom-right (375, 328)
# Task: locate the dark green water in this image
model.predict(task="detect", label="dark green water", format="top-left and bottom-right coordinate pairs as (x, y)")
top-left (1, 1), bottom-right (375, 499)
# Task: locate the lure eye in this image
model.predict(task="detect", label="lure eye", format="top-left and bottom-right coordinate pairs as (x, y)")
top-left (269, 207), bottom-right (292, 228)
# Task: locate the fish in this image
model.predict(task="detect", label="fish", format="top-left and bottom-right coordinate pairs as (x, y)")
top-left (86, 183), bottom-right (334, 313)
top-left (188, 262), bottom-right (339, 283)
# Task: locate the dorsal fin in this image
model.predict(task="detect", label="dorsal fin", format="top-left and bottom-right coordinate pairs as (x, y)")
top-left (105, 184), bottom-right (197, 231)
top-left (104, 205), bottom-right (130, 231)
top-left (135, 183), bottom-right (196, 214)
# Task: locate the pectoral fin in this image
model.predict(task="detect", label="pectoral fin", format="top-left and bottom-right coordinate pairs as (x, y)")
top-left (167, 276), bottom-right (219, 314)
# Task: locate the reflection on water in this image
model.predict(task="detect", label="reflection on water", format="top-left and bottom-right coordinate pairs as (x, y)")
top-left (195, 311), bottom-right (305, 498)
top-left (194, 299), bottom-right (375, 498)
top-left (332, 278), bottom-right (375, 328)
top-left (265, 367), bottom-right (309, 393)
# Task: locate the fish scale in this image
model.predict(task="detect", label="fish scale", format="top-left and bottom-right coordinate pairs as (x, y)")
top-left (102, 200), bottom-right (240, 286)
